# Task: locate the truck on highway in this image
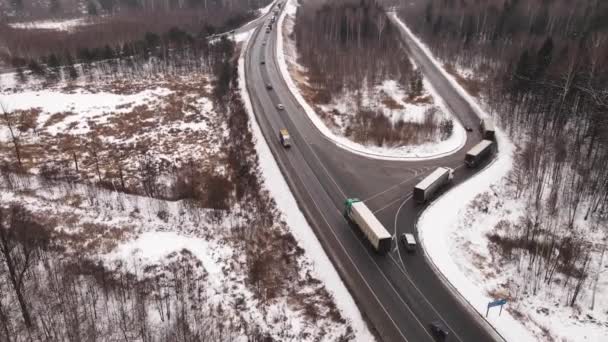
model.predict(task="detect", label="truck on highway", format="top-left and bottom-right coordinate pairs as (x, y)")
top-left (413, 167), bottom-right (454, 203)
top-left (480, 119), bottom-right (495, 140)
top-left (279, 129), bottom-right (291, 147)
top-left (344, 199), bottom-right (392, 254)
top-left (465, 139), bottom-right (494, 168)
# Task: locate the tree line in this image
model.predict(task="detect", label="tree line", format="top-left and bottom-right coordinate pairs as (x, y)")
top-left (394, 0), bottom-right (608, 306)
top-left (1, 0), bottom-right (271, 64)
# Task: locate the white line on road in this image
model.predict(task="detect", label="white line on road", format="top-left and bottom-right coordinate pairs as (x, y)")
top-left (393, 193), bottom-right (465, 342)
top-left (373, 193), bottom-right (413, 214)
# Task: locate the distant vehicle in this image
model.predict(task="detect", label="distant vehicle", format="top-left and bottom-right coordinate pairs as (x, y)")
top-left (266, 83), bottom-right (273, 90)
top-left (277, 104), bottom-right (284, 110)
top-left (344, 199), bottom-right (392, 254)
top-left (230, 30), bottom-right (235, 34)
top-left (262, 42), bottom-right (266, 45)
top-left (480, 119), bottom-right (495, 140)
top-left (266, 29), bottom-right (271, 34)
top-left (261, 60), bottom-right (265, 65)
top-left (413, 167), bottom-right (454, 203)
top-left (429, 321), bottom-right (449, 341)
top-left (465, 126), bottom-right (473, 132)
top-left (279, 128), bottom-right (291, 147)
top-left (401, 233), bottom-right (417, 252)
top-left (465, 139), bottom-right (494, 168)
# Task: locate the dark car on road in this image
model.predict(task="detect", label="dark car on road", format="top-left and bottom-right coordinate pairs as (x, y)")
top-left (429, 321), bottom-right (449, 340)
top-left (266, 83), bottom-right (273, 90)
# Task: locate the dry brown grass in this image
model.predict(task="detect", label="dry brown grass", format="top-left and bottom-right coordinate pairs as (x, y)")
top-left (381, 92), bottom-right (404, 110)
top-left (43, 111), bottom-right (75, 128)
top-left (406, 94), bottom-right (433, 105)
top-left (1, 74), bottom-right (222, 195)
top-left (444, 63), bottom-right (482, 97)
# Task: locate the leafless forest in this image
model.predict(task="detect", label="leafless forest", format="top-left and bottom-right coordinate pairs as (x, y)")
top-left (292, 0), bottom-right (448, 147)
top-left (394, 0), bottom-right (608, 304)
top-left (0, 0), bottom-right (270, 64)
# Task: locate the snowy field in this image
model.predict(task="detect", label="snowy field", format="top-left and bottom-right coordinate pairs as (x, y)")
top-left (391, 13), bottom-right (608, 342)
top-left (8, 18), bottom-right (93, 31)
top-left (276, 0), bottom-right (465, 160)
top-left (0, 74), bottom-right (224, 193)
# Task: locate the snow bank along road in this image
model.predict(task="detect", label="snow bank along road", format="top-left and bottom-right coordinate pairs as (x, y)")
top-left (243, 2), bottom-right (503, 342)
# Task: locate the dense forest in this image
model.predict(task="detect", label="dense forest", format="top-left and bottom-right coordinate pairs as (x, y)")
top-left (394, 0), bottom-right (608, 305)
top-left (292, 0), bottom-right (451, 147)
top-left (0, 0), bottom-right (271, 64)
top-left (294, 0), bottom-right (412, 95)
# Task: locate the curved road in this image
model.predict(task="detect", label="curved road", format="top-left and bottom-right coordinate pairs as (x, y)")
top-left (244, 3), bottom-right (501, 342)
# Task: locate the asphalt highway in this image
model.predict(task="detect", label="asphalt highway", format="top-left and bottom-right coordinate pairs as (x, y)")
top-left (243, 3), bottom-right (503, 342)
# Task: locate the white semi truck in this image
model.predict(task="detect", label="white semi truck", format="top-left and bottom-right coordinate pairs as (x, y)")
top-left (480, 119), bottom-right (495, 140)
top-left (413, 167), bottom-right (454, 203)
top-left (465, 139), bottom-right (494, 168)
top-left (344, 199), bottom-right (392, 254)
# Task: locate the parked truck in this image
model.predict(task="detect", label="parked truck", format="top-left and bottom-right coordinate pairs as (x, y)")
top-left (413, 167), bottom-right (454, 203)
top-left (480, 119), bottom-right (495, 140)
top-left (465, 139), bottom-right (493, 168)
top-left (344, 199), bottom-right (392, 254)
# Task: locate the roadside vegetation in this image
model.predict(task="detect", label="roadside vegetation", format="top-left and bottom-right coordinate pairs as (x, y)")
top-left (391, 0), bottom-right (608, 337)
top-left (287, 0), bottom-right (453, 148)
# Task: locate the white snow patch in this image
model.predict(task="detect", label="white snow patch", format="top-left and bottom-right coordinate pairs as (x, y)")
top-left (238, 30), bottom-right (375, 342)
top-left (107, 231), bottom-right (225, 277)
top-left (9, 18), bottom-right (91, 31)
top-left (0, 87), bottom-right (172, 137)
top-left (275, 0), bottom-right (465, 160)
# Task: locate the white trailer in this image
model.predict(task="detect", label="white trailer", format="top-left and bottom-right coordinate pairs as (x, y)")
top-left (480, 119), bottom-right (495, 140)
top-left (344, 199), bottom-right (392, 254)
top-left (465, 139), bottom-right (493, 167)
top-left (413, 167), bottom-right (454, 203)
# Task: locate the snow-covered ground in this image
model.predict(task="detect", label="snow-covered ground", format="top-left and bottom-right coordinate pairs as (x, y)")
top-left (8, 18), bottom-right (92, 31)
top-left (276, 0), bottom-right (465, 160)
top-left (0, 74), bottom-right (223, 189)
top-left (392, 13), bottom-right (608, 342)
top-left (0, 58), bottom-right (361, 341)
top-left (238, 29), bottom-right (375, 342)
top-left (0, 173), bottom-right (354, 340)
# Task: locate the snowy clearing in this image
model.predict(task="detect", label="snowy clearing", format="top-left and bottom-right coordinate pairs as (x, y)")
top-left (8, 18), bottom-right (92, 31)
top-left (395, 12), bottom-right (608, 342)
top-left (276, 0), bottom-right (465, 160)
top-left (0, 75), bottom-right (224, 194)
top-left (238, 29), bottom-right (375, 342)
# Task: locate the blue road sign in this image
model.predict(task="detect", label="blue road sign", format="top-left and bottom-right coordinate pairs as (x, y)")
top-left (486, 299), bottom-right (507, 317)
top-left (488, 299), bottom-right (507, 308)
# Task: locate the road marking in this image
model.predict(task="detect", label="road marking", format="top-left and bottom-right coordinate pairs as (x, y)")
top-left (247, 20), bottom-right (415, 342)
top-left (362, 171), bottom-right (422, 203)
top-left (263, 14), bottom-right (348, 201)
top-left (393, 194), bottom-right (465, 342)
top-left (249, 12), bottom-right (445, 342)
top-left (373, 193), bottom-right (413, 214)
top-left (284, 139), bottom-right (411, 342)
